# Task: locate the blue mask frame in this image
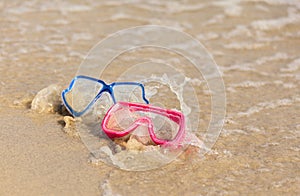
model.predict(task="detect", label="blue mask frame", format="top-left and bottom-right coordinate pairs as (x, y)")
top-left (62, 75), bottom-right (149, 117)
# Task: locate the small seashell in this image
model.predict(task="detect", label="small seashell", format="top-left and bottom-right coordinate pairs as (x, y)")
top-left (125, 136), bottom-right (146, 151)
top-left (31, 84), bottom-right (62, 113)
top-left (63, 116), bottom-right (79, 138)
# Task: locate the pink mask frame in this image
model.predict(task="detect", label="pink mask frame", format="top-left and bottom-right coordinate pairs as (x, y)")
top-left (101, 102), bottom-right (186, 146)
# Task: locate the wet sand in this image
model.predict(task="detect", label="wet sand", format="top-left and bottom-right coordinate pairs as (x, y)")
top-left (1, 0), bottom-right (299, 195)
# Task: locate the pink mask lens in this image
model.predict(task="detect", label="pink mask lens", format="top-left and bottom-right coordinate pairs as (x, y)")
top-left (101, 102), bottom-right (185, 146)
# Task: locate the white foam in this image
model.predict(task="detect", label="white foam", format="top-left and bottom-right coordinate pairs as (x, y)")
top-left (224, 52), bottom-right (290, 73)
top-left (223, 25), bottom-right (252, 39)
top-left (165, 2), bottom-right (205, 14)
top-left (221, 129), bottom-right (248, 137)
top-left (244, 125), bottom-right (264, 133)
top-left (38, 1), bottom-right (92, 14)
top-left (53, 19), bottom-right (70, 25)
top-left (109, 13), bottom-right (133, 21)
top-left (280, 58), bottom-right (300, 72)
top-left (230, 81), bottom-right (268, 88)
top-left (228, 79), bottom-right (297, 92)
top-left (251, 7), bottom-right (300, 31)
top-left (203, 14), bottom-right (225, 26)
top-left (284, 31), bottom-right (300, 38)
top-left (224, 42), bottom-right (266, 50)
top-left (261, 142), bottom-right (280, 147)
top-left (47, 34), bottom-right (68, 45)
top-left (220, 64), bottom-right (255, 72)
top-left (48, 39), bottom-right (67, 45)
top-left (212, 0), bottom-right (243, 17)
top-left (255, 52), bottom-right (289, 65)
top-left (40, 44), bottom-right (53, 52)
top-left (148, 74), bottom-right (192, 116)
top-left (197, 32), bottom-right (220, 40)
top-left (237, 95), bottom-right (300, 117)
top-left (17, 48), bottom-right (28, 54)
top-left (187, 78), bottom-right (204, 87)
top-left (68, 51), bottom-right (86, 59)
top-left (72, 33), bottom-right (93, 41)
top-left (5, 4), bottom-right (34, 14)
top-left (283, 83), bottom-right (297, 89)
top-left (224, 4), bottom-right (242, 17)
top-left (148, 18), bottom-right (186, 31)
top-left (134, 1), bottom-right (205, 14)
top-left (255, 30), bottom-right (283, 42)
top-left (34, 24), bottom-right (45, 32)
top-left (259, 0), bottom-right (300, 9)
top-left (61, 4), bottom-right (91, 13)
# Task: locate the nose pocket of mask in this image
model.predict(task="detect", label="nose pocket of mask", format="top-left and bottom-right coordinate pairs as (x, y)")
top-left (92, 92), bottom-right (114, 118)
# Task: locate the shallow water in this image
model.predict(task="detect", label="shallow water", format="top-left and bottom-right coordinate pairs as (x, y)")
top-left (0, 0), bottom-right (299, 195)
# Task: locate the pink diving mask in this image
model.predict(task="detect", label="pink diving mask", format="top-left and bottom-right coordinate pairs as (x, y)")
top-left (101, 102), bottom-right (186, 146)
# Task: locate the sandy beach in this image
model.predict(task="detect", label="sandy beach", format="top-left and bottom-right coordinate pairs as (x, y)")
top-left (1, 0), bottom-right (299, 195)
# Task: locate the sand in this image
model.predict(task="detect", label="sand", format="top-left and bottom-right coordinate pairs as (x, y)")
top-left (0, 0), bottom-right (299, 195)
